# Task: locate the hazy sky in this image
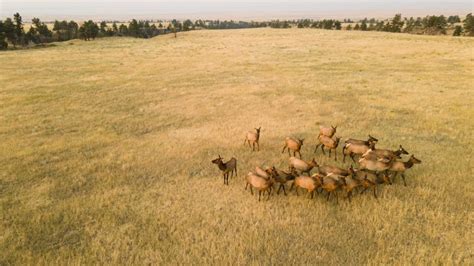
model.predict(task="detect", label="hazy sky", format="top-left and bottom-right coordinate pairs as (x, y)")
top-left (1, 0), bottom-right (472, 21)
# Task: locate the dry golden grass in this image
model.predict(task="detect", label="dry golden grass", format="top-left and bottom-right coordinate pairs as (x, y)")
top-left (1, 28), bottom-right (473, 264)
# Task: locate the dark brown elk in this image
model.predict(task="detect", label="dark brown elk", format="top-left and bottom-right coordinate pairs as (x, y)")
top-left (282, 137), bottom-right (304, 158)
top-left (244, 127), bottom-right (261, 151)
top-left (319, 125), bottom-right (337, 137)
top-left (352, 169), bottom-right (392, 199)
top-left (245, 172), bottom-right (273, 201)
top-left (211, 155), bottom-right (237, 185)
top-left (389, 155), bottom-right (422, 186)
top-left (267, 167), bottom-right (297, 196)
top-left (339, 174), bottom-right (360, 202)
top-left (289, 157), bottom-right (318, 176)
top-left (314, 135), bottom-right (341, 161)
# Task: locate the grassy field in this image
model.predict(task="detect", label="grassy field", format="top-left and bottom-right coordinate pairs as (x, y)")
top-left (1, 28), bottom-right (473, 264)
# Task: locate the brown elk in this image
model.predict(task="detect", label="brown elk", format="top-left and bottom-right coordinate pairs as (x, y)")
top-left (319, 125), bottom-right (337, 137)
top-left (320, 174), bottom-right (344, 203)
top-left (211, 155), bottom-right (237, 185)
top-left (318, 164), bottom-right (352, 177)
top-left (289, 156), bottom-right (318, 176)
top-left (244, 127), bottom-right (261, 151)
top-left (345, 135), bottom-right (378, 146)
top-left (342, 141), bottom-right (375, 162)
top-left (314, 135), bottom-right (341, 161)
top-left (282, 137), bottom-right (304, 158)
top-left (362, 145), bottom-right (409, 161)
top-left (245, 172), bottom-right (273, 201)
top-left (358, 156), bottom-right (392, 177)
top-left (389, 155), bottom-right (422, 186)
top-left (291, 174), bottom-right (322, 199)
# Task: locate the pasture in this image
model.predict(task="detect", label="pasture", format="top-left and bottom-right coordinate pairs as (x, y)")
top-left (1, 28), bottom-right (473, 264)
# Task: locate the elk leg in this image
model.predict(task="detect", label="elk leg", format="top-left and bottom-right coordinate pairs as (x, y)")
top-left (314, 144), bottom-right (320, 154)
top-left (267, 190), bottom-right (271, 200)
top-left (311, 190), bottom-right (314, 199)
top-left (258, 191), bottom-right (261, 201)
top-left (334, 149), bottom-right (337, 161)
top-left (360, 187), bottom-right (368, 194)
top-left (329, 149), bottom-right (331, 158)
top-left (288, 149), bottom-right (291, 156)
top-left (282, 185), bottom-right (287, 196)
top-left (392, 172), bottom-right (398, 183)
top-left (350, 153), bottom-right (356, 163)
top-left (277, 184), bottom-right (282, 194)
top-left (243, 138), bottom-right (247, 145)
top-left (245, 182), bottom-right (249, 190)
top-left (297, 151), bottom-right (302, 159)
top-left (295, 186), bottom-right (299, 196)
top-left (402, 173), bottom-right (407, 186)
top-left (335, 191), bottom-right (339, 204)
top-left (320, 145), bottom-right (326, 155)
top-left (281, 145), bottom-right (287, 154)
top-left (289, 182), bottom-right (294, 191)
top-left (257, 142), bottom-right (260, 151)
top-left (250, 186), bottom-right (254, 195)
top-left (373, 186), bottom-right (377, 199)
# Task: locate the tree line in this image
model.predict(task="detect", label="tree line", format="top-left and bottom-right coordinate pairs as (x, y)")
top-left (1, 12), bottom-right (473, 50)
top-left (346, 14), bottom-right (473, 36)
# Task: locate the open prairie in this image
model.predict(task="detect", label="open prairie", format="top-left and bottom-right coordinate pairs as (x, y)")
top-left (1, 28), bottom-right (473, 264)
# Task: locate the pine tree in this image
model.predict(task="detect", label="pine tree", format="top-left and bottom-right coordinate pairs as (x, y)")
top-left (0, 20), bottom-right (8, 49)
top-left (13, 13), bottom-right (25, 46)
top-left (464, 13), bottom-right (474, 36)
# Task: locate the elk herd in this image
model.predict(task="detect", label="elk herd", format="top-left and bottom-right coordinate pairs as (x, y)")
top-left (212, 125), bottom-right (421, 202)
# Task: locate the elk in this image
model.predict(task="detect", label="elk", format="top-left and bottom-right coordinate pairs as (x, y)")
top-left (352, 169), bottom-right (392, 199)
top-left (211, 155), bottom-right (237, 185)
top-left (289, 157), bottom-right (318, 176)
top-left (268, 167), bottom-right (296, 196)
top-left (291, 174), bottom-right (322, 199)
top-left (342, 141), bottom-right (376, 163)
top-left (244, 127), bottom-right (261, 151)
top-left (339, 174), bottom-right (360, 202)
top-left (318, 164), bottom-right (352, 177)
top-left (282, 137), bottom-right (304, 158)
top-left (362, 145), bottom-right (409, 161)
top-left (245, 172), bottom-right (273, 201)
top-left (319, 125), bottom-right (337, 137)
top-left (314, 135), bottom-right (341, 161)
top-left (255, 166), bottom-right (274, 194)
top-left (255, 166), bottom-right (271, 179)
top-left (389, 155), bottom-right (422, 186)
top-left (320, 174), bottom-right (343, 203)
top-left (345, 135), bottom-right (378, 146)
top-left (358, 156), bottom-right (392, 175)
